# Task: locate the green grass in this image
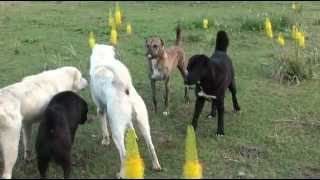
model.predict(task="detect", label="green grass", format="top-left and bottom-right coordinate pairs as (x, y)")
top-left (1, 1), bottom-right (320, 179)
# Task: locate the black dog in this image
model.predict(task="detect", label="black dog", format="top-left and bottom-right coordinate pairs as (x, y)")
top-left (35, 91), bottom-right (88, 179)
top-left (185, 30), bottom-right (240, 136)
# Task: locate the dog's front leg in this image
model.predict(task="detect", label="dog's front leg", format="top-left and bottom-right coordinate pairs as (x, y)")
top-left (151, 80), bottom-right (157, 113)
top-left (216, 97), bottom-right (225, 136)
top-left (163, 78), bottom-right (170, 116)
top-left (98, 108), bottom-right (110, 146)
top-left (192, 97), bottom-right (205, 131)
top-left (207, 100), bottom-right (217, 118)
top-left (22, 122), bottom-right (33, 162)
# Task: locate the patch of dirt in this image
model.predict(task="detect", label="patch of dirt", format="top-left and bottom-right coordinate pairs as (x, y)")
top-left (239, 145), bottom-right (266, 160)
top-left (301, 167), bottom-right (320, 179)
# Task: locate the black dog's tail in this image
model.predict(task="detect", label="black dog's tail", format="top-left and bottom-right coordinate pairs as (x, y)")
top-left (175, 25), bottom-right (182, 46)
top-left (45, 107), bottom-right (64, 138)
top-left (215, 30), bottom-right (229, 52)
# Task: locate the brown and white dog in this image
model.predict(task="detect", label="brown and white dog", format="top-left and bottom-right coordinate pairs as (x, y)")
top-left (145, 26), bottom-right (189, 116)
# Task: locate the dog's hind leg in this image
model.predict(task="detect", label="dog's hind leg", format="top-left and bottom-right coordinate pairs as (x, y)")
top-left (135, 116), bottom-right (161, 171)
top-left (22, 122), bottom-right (33, 162)
top-left (61, 154), bottom-right (72, 179)
top-left (98, 108), bottom-right (110, 146)
top-left (0, 117), bottom-right (22, 179)
top-left (111, 126), bottom-right (126, 179)
top-left (178, 63), bottom-right (190, 104)
top-left (37, 156), bottom-right (49, 179)
top-left (216, 97), bottom-right (225, 136)
top-left (229, 80), bottom-right (240, 112)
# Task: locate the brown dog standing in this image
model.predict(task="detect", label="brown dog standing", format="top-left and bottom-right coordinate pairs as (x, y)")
top-left (146, 26), bottom-right (189, 115)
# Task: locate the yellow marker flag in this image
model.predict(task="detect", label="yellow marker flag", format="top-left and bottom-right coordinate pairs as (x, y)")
top-left (183, 126), bottom-right (202, 179)
top-left (110, 27), bottom-right (118, 46)
top-left (277, 33), bottom-right (285, 47)
top-left (203, 19), bottom-right (208, 29)
top-left (124, 129), bottom-right (144, 179)
top-left (292, 25), bottom-right (299, 40)
top-left (127, 22), bottom-right (132, 35)
top-left (265, 18), bottom-right (273, 39)
top-left (297, 32), bottom-right (305, 49)
top-left (88, 32), bottom-right (96, 49)
top-left (115, 2), bottom-right (122, 27)
top-left (108, 8), bottom-right (114, 28)
top-left (292, 2), bottom-right (296, 10)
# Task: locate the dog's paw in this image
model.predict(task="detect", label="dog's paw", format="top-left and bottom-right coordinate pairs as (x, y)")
top-left (216, 132), bottom-right (224, 137)
top-left (152, 164), bottom-right (162, 172)
top-left (101, 138), bottom-right (110, 146)
top-left (116, 172), bottom-right (124, 179)
top-left (207, 113), bottom-right (216, 119)
top-left (24, 151), bottom-right (32, 163)
top-left (162, 111), bottom-right (170, 116)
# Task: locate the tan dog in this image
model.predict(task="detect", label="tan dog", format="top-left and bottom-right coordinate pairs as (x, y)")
top-left (145, 26), bottom-right (189, 116)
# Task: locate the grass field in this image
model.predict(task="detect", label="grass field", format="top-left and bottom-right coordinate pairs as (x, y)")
top-left (1, 1), bottom-right (320, 179)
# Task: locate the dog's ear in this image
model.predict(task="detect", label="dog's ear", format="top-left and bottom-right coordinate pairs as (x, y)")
top-left (160, 38), bottom-right (164, 47)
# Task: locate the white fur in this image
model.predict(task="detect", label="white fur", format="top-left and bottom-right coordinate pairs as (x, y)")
top-left (0, 66), bottom-right (87, 179)
top-left (89, 44), bottom-right (161, 178)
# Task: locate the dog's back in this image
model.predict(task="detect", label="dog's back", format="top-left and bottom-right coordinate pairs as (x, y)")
top-left (36, 91), bottom-right (88, 178)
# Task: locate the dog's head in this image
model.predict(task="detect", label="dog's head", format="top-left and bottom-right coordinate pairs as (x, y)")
top-left (185, 54), bottom-right (211, 85)
top-left (215, 30), bottom-right (229, 52)
top-left (145, 37), bottom-right (165, 60)
top-left (72, 67), bottom-right (88, 91)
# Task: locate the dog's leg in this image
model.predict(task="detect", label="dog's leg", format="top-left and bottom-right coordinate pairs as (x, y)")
top-left (207, 100), bottom-right (217, 118)
top-left (151, 80), bottom-right (158, 113)
top-left (111, 128), bottom-right (126, 179)
top-left (37, 156), bottom-right (49, 179)
top-left (135, 116), bottom-right (161, 171)
top-left (229, 80), bottom-right (240, 112)
top-left (98, 108), bottom-right (110, 146)
top-left (163, 78), bottom-right (170, 116)
top-left (192, 97), bottom-right (205, 130)
top-left (0, 118), bottom-right (22, 179)
top-left (22, 122), bottom-right (33, 162)
top-left (177, 65), bottom-right (190, 104)
top-left (61, 154), bottom-right (72, 179)
top-left (216, 97), bottom-right (225, 136)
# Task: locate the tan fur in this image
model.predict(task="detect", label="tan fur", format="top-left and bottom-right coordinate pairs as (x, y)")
top-left (145, 26), bottom-right (189, 115)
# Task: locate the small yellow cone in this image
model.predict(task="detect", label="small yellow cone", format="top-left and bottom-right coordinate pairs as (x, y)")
top-left (297, 31), bottom-right (305, 49)
top-left (110, 26), bottom-right (118, 46)
top-left (265, 18), bottom-right (273, 39)
top-left (183, 126), bottom-right (202, 179)
top-left (115, 2), bottom-right (122, 27)
top-left (127, 22), bottom-right (132, 35)
top-left (124, 129), bottom-right (144, 179)
top-left (88, 32), bottom-right (96, 49)
top-left (292, 25), bottom-right (299, 40)
top-left (108, 8), bottom-right (114, 28)
top-left (203, 18), bottom-right (208, 29)
top-left (277, 33), bottom-right (285, 47)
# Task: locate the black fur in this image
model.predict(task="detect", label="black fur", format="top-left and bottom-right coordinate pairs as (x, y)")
top-left (35, 91), bottom-right (88, 179)
top-left (185, 30), bottom-right (240, 136)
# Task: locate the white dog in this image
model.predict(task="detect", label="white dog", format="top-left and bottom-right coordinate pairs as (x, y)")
top-left (0, 66), bottom-right (87, 179)
top-left (89, 44), bottom-right (161, 178)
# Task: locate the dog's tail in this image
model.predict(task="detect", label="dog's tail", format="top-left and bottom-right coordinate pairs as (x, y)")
top-left (215, 30), bottom-right (229, 52)
top-left (175, 25), bottom-right (182, 46)
top-left (45, 107), bottom-right (66, 138)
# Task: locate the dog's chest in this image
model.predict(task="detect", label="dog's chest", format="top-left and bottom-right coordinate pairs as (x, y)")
top-left (150, 59), bottom-right (166, 80)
